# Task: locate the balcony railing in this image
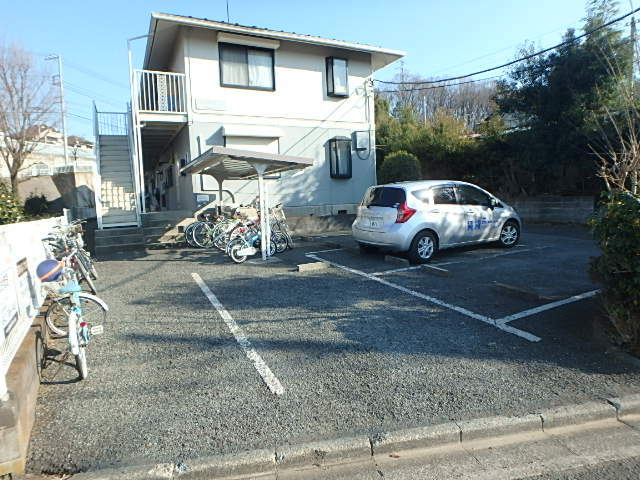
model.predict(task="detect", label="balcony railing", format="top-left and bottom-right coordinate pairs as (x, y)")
top-left (95, 111), bottom-right (129, 136)
top-left (134, 69), bottom-right (187, 114)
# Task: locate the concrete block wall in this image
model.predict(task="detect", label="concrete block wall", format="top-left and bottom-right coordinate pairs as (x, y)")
top-left (0, 318), bottom-right (45, 476)
top-left (507, 196), bottom-right (595, 225)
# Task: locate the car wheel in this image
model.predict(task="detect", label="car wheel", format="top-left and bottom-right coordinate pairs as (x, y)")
top-left (498, 221), bottom-right (520, 248)
top-left (358, 243), bottom-right (378, 255)
top-left (408, 231), bottom-right (437, 264)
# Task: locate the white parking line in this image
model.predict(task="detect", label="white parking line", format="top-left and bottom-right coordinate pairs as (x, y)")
top-left (370, 246), bottom-right (551, 276)
top-left (433, 246), bottom-right (551, 267)
top-left (192, 273), bottom-right (285, 396)
top-left (306, 253), bottom-right (541, 342)
top-left (496, 289), bottom-right (601, 325)
top-left (305, 248), bottom-right (346, 255)
top-left (371, 265), bottom-right (424, 276)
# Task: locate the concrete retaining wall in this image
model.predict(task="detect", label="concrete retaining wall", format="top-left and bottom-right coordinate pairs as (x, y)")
top-left (288, 214), bottom-right (355, 235)
top-left (0, 317), bottom-right (45, 475)
top-left (0, 215), bottom-right (65, 476)
top-left (507, 196), bottom-right (595, 224)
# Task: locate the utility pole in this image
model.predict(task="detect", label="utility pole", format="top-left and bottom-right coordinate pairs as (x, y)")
top-left (423, 95), bottom-right (427, 125)
top-left (45, 54), bottom-right (69, 166)
top-left (632, 9), bottom-right (638, 194)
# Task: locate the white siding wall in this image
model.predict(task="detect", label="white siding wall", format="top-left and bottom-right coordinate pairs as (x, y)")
top-left (160, 26), bottom-right (378, 214)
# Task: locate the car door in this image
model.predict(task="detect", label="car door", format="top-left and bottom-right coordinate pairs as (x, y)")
top-left (455, 185), bottom-right (498, 243)
top-left (429, 185), bottom-right (466, 246)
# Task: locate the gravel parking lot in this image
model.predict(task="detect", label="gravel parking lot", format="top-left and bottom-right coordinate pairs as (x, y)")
top-left (27, 225), bottom-right (640, 475)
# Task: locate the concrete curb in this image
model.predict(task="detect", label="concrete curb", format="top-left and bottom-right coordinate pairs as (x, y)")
top-left (275, 436), bottom-right (371, 468)
top-left (539, 400), bottom-right (617, 431)
top-left (370, 422), bottom-right (461, 454)
top-left (608, 394), bottom-right (640, 421)
top-left (68, 396), bottom-right (635, 479)
top-left (457, 414), bottom-right (542, 442)
top-left (296, 261), bottom-right (330, 272)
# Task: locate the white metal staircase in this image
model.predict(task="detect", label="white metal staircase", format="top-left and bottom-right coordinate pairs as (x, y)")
top-left (94, 109), bottom-right (140, 228)
top-left (98, 135), bottom-right (138, 226)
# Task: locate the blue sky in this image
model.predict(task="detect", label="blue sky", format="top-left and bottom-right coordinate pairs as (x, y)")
top-left (0, 0), bottom-right (605, 139)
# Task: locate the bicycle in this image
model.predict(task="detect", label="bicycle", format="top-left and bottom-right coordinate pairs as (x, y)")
top-left (38, 253), bottom-right (105, 379)
top-left (43, 222), bottom-right (98, 294)
top-left (226, 221), bottom-right (281, 263)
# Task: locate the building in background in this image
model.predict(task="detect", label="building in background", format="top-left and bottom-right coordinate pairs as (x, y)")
top-left (93, 12), bottom-right (404, 228)
top-left (0, 126), bottom-right (97, 217)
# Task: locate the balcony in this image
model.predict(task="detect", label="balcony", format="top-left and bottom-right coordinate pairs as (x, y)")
top-left (134, 70), bottom-right (187, 118)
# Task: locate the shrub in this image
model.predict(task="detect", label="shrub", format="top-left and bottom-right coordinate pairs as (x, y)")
top-left (378, 150), bottom-right (421, 184)
top-left (24, 193), bottom-right (50, 217)
top-left (590, 192), bottom-right (640, 354)
top-left (0, 180), bottom-right (25, 225)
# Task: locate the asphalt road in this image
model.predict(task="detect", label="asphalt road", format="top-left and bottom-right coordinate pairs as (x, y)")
top-left (26, 225), bottom-right (640, 475)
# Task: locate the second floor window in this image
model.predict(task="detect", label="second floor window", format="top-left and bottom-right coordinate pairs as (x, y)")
top-left (326, 57), bottom-right (348, 97)
top-left (219, 43), bottom-right (274, 90)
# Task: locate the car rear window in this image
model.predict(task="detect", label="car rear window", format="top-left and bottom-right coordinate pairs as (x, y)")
top-left (362, 187), bottom-right (406, 208)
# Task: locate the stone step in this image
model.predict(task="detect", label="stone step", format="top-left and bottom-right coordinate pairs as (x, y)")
top-left (142, 225), bottom-right (176, 236)
top-left (98, 137), bottom-right (129, 145)
top-left (95, 243), bottom-right (146, 255)
top-left (95, 233), bottom-right (145, 246)
top-left (95, 226), bottom-right (142, 237)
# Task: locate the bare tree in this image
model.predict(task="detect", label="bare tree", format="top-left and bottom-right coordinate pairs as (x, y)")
top-left (590, 48), bottom-right (640, 195)
top-left (0, 42), bottom-right (57, 194)
top-left (380, 70), bottom-right (497, 129)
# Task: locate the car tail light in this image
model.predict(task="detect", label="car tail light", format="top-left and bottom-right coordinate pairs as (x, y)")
top-left (396, 202), bottom-right (416, 223)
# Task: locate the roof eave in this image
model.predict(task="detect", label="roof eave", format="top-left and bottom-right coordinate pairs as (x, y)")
top-left (147, 12), bottom-right (405, 71)
top-left (142, 14), bottom-right (159, 70)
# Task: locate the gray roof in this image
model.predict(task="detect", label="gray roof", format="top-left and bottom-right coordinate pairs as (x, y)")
top-left (180, 146), bottom-right (313, 180)
top-left (145, 12), bottom-right (405, 71)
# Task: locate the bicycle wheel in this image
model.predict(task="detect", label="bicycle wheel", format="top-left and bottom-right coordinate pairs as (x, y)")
top-left (228, 238), bottom-right (248, 263)
top-left (183, 222), bottom-right (196, 246)
top-left (193, 222), bottom-right (215, 248)
top-left (45, 292), bottom-right (108, 336)
top-left (272, 233), bottom-right (287, 254)
top-left (284, 230), bottom-right (295, 249)
top-left (75, 259), bottom-right (97, 294)
top-left (77, 250), bottom-right (98, 280)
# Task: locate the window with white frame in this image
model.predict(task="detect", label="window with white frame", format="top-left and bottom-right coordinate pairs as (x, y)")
top-left (219, 43), bottom-right (275, 90)
top-left (328, 137), bottom-right (352, 178)
top-left (326, 57), bottom-right (348, 97)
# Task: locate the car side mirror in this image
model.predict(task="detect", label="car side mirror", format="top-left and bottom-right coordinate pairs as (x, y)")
top-left (489, 198), bottom-right (498, 209)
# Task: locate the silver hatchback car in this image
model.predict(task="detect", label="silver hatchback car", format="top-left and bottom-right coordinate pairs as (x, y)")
top-left (352, 180), bottom-right (522, 263)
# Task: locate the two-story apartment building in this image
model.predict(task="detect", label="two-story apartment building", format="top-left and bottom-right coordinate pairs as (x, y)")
top-left (93, 12), bottom-right (404, 228)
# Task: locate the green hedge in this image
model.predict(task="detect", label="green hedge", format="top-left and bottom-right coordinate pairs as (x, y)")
top-left (378, 150), bottom-right (421, 184)
top-left (0, 181), bottom-right (25, 225)
top-left (590, 192), bottom-right (640, 353)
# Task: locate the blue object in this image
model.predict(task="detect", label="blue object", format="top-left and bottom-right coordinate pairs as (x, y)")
top-left (59, 279), bottom-right (82, 294)
top-left (36, 259), bottom-right (63, 282)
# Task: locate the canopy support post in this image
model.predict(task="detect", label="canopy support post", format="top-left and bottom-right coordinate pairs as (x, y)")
top-left (253, 163), bottom-right (268, 261)
top-left (214, 174), bottom-right (224, 216)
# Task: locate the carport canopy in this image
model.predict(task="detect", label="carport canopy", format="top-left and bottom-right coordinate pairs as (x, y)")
top-left (180, 146), bottom-right (313, 260)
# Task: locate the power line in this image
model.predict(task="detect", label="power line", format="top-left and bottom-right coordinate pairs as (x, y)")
top-left (376, 75), bottom-right (502, 94)
top-left (64, 60), bottom-right (129, 90)
top-left (376, 6), bottom-right (640, 86)
top-left (428, 20), bottom-right (585, 78)
top-left (66, 83), bottom-right (124, 109)
top-left (67, 112), bottom-right (93, 122)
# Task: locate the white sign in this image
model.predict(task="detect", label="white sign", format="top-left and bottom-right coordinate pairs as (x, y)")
top-left (0, 247), bottom-right (18, 340)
